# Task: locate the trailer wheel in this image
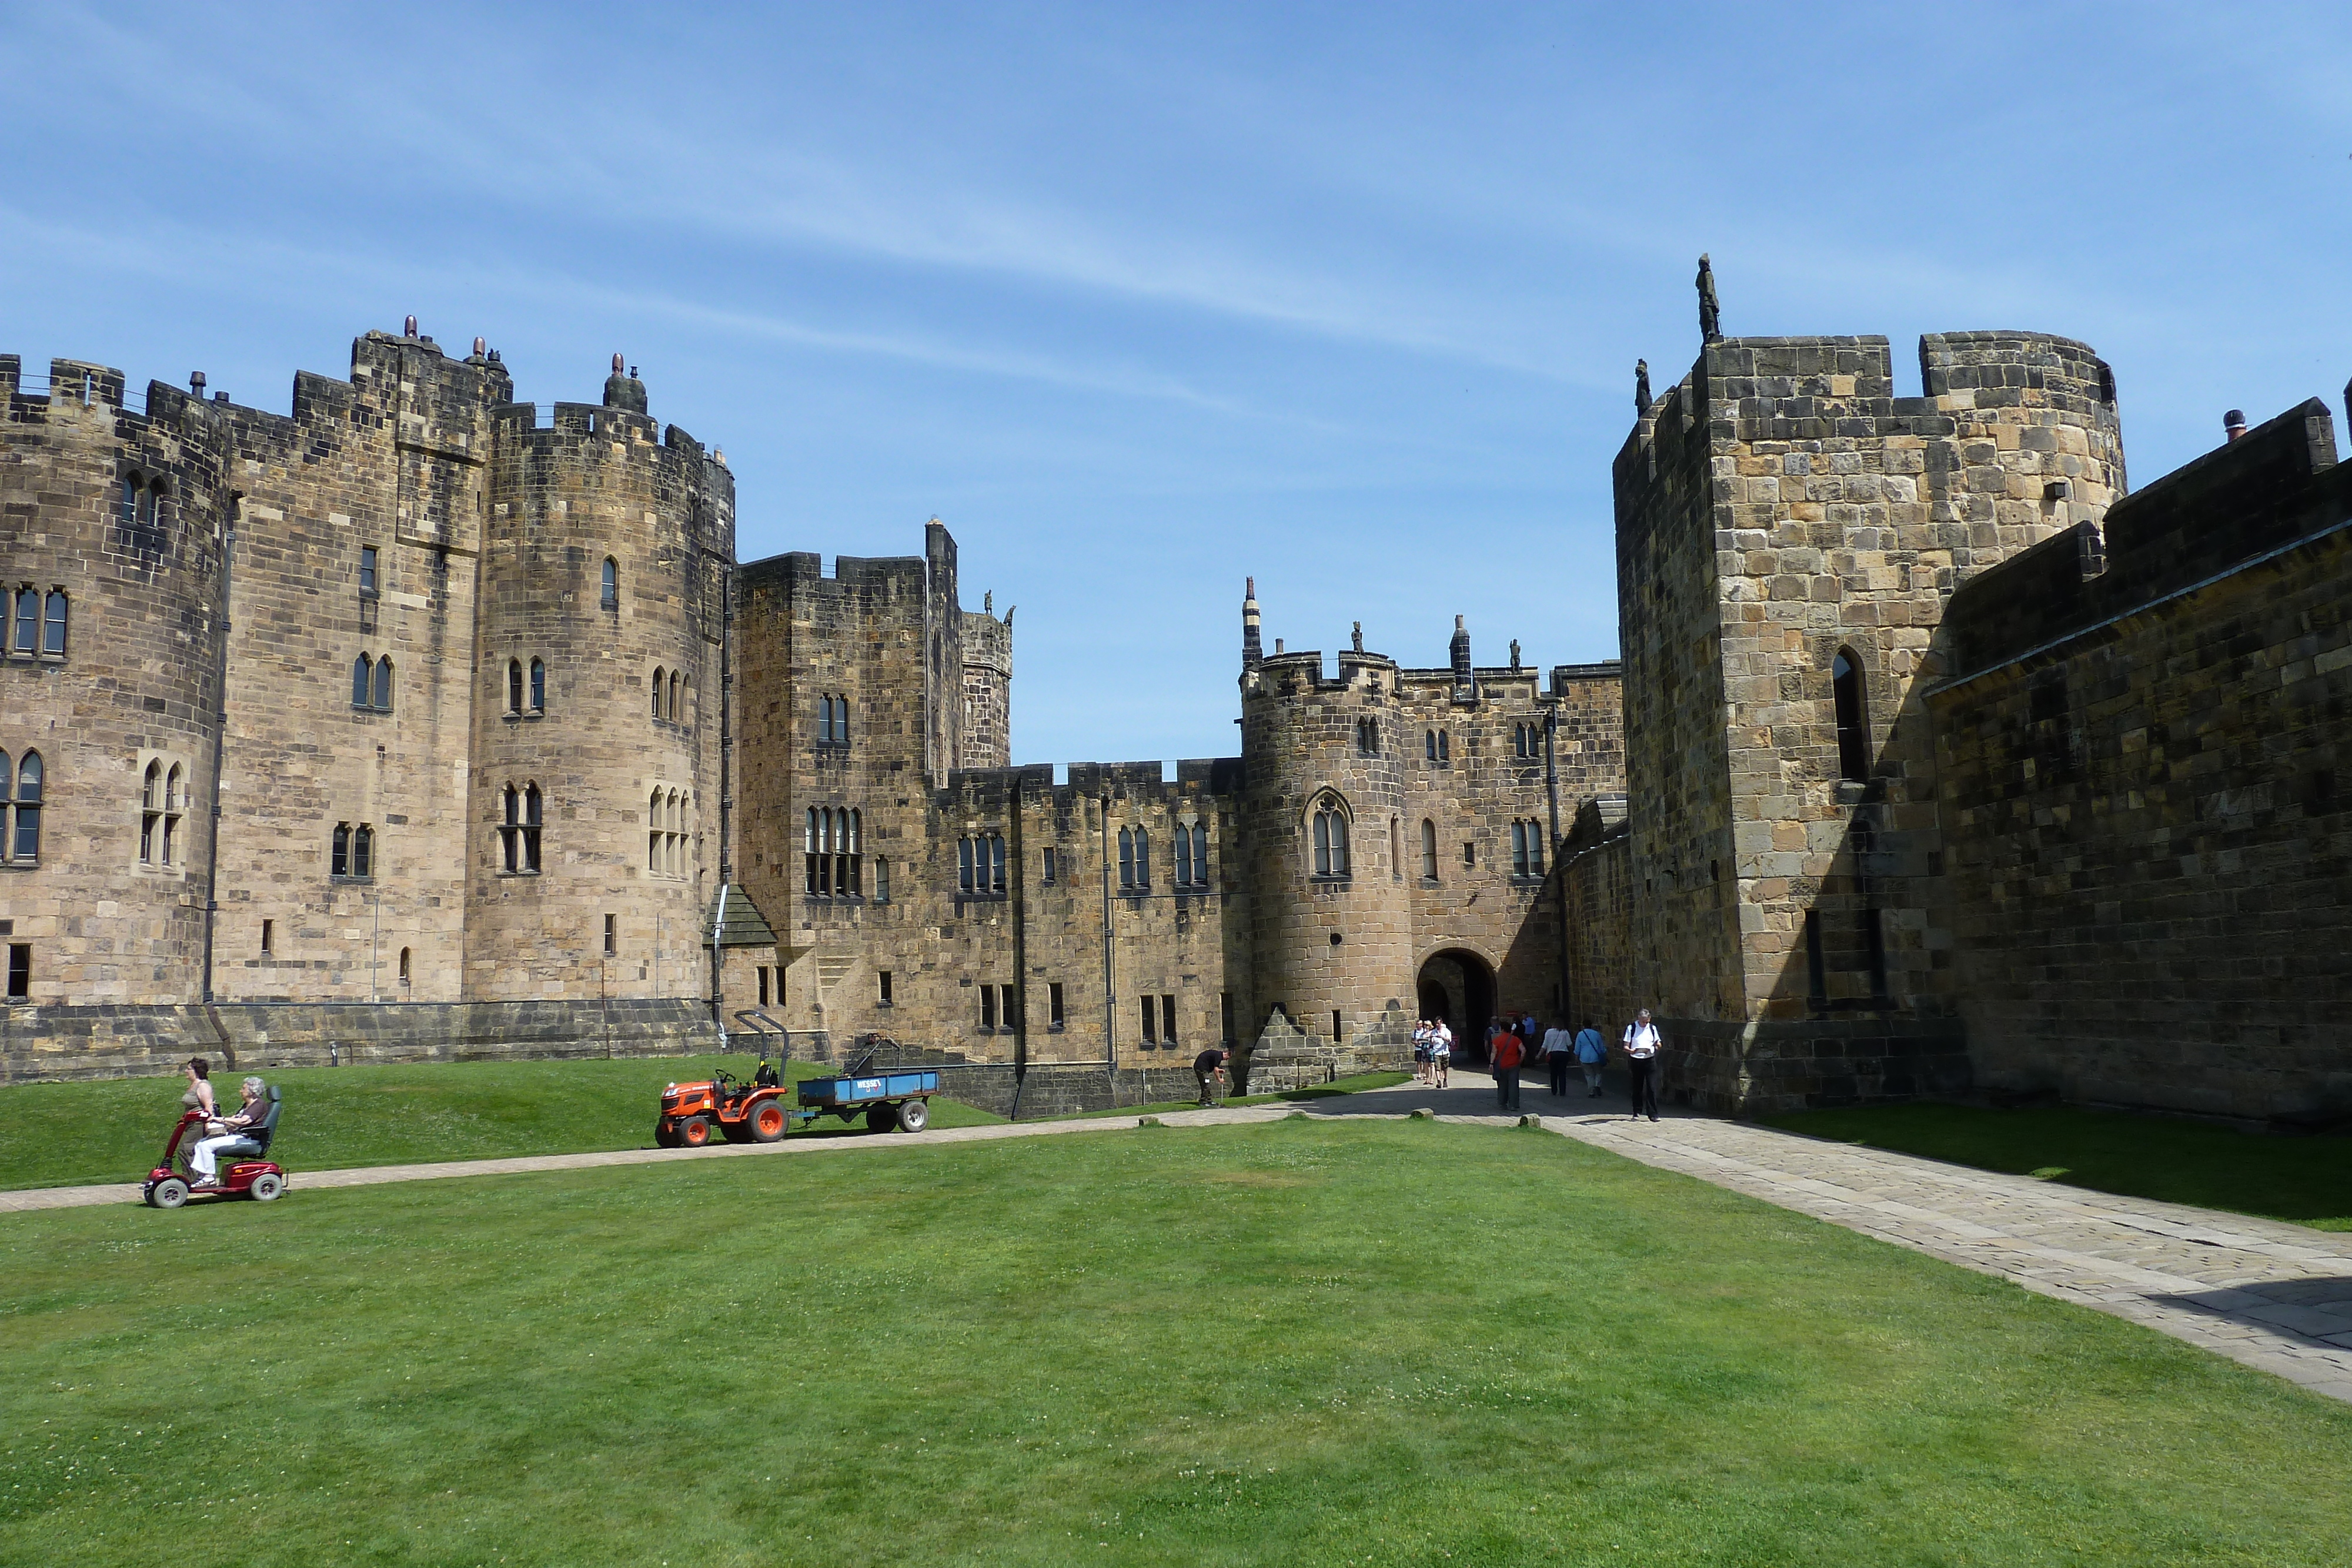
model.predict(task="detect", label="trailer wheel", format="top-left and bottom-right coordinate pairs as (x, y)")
top-left (866, 1103), bottom-right (899, 1134)
top-left (750, 1102), bottom-right (788, 1142)
top-left (896, 1099), bottom-right (930, 1134)
top-left (151, 1178), bottom-right (189, 1210)
top-left (679, 1116), bottom-right (713, 1148)
top-left (249, 1172), bottom-right (285, 1202)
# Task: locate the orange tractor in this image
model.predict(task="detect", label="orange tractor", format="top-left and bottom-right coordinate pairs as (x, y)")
top-left (654, 1058), bottom-right (790, 1147)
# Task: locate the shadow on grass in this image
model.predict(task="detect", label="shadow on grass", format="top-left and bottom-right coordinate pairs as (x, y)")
top-left (1765, 1101), bottom-right (2352, 1232)
top-left (1068, 1071), bottom-right (1412, 1122)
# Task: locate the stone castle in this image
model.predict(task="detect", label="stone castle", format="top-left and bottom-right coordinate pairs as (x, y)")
top-left (4, 290), bottom-right (2347, 1125)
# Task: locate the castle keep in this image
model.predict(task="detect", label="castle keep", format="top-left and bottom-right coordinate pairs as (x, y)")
top-left (0, 323), bottom-right (1623, 1095)
top-left (6, 296), bottom-right (2347, 1126)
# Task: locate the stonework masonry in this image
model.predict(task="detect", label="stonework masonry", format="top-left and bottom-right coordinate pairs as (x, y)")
top-left (2, 325), bottom-right (1620, 1091)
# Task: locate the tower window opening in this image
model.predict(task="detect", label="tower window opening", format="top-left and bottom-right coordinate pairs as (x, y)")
top-left (398, 946), bottom-right (412, 985)
top-left (136, 480), bottom-right (156, 527)
top-left (669, 670), bottom-right (681, 722)
top-left (352, 824), bottom-right (374, 879)
top-left (1357, 717), bottom-right (1378, 756)
top-left (1050, 981), bottom-right (1067, 1029)
top-left (11, 589), bottom-right (37, 656)
top-left (43, 590), bottom-right (68, 657)
top-left (1420, 818), bottom-right (1438, 881)
top-left (1438, 731), bottom-right (1450, 761)
top-left (604, 914), bottom-right (617, 957)
top-left (1389, 816), bottom-right (1401, 882)
top-left (1043, 847), bottom-right (1057, 884)
top-left (1511, 819), bottom-right (1545, 878)
top-left (10, 751), bottom-right (39, 862)
top-left (260, 919), bottom-right (273, 956)
top-left (6, 944), bottom-right (28, 999)
top-left (511, 660), bottom-right (526, 714)
top-left (982, 984), bottom-right (998, 1032)
top-left (601, 557), bottom-right (619, 610)
top-left (359, 545), bottom-right (379, 596)
top-left (119, 476), bottom-right (140, 526)
top-left (1311, 801), bottom-right (1350, 878)
top-left (878, 969), bottom-right (894, 1007)
top-left (1139, 995), bottom-right (1156, 1044)
top-left (1162, 994), bottom-right (1177, 1048)
top-left (1425, 730), bottom-right (1436, 761)
top-left (529, 657), bottom-right (545, 713)
top-left (352, 655), bottom-right (372, 709)
top-left (958, 832), bottom-right (1006, 897)
top-left (1832, 647), bottom-right (1870, 782)
top-left (1332, 1010), bottom-right (1344, 1042)
top-left (1804, 910), bottom-right (1827, 1004)
top-left (652, 667), bottom-right (666, 720)
top-left (141, 761), bottom-right (163, 865)
top-left (874, 856), bottom-right (890, 904)
top-left (374, 656), bottom-right (393, 713)
top-left (1462, 840), bottom-right (1475, 867)
top-left (1863, 906), bottom-right (1888, 999)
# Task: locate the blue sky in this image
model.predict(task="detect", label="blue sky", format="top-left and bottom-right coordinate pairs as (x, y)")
top-left (4, 4), bottom-right (2346, 765)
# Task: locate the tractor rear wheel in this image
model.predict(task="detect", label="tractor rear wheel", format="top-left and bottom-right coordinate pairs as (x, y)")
top-left (750, 1102), bottom-right (788, 1142)
top-left (866, 1103), bottom-right (899, 1134)
top-left (679, 1116), bottom-right (713, 1148)
top-left (896, 1098), bottom-right (930, 1134)
top-left (151, 1178), bottom-right (189, 1210)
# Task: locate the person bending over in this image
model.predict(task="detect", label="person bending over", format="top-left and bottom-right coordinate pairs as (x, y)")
top-left (1193, 1046), bottom-right (1228, 1107)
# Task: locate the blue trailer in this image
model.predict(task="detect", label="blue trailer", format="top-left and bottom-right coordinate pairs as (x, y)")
top-left (794, 1068), bottom-right (941, 1134)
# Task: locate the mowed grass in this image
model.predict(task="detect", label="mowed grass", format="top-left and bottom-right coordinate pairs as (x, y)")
top-left (5, 1121), bottom-right (2350, 1567)
top-left (0, 1056), bottom-right (1003, 1191)
top-left (1766, 1102), bottom-right (2352, 1231)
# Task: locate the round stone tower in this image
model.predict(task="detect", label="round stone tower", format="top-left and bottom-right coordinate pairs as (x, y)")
top-left (1237, 597), bottom-right (1414, 1048)
top-left (0, 356), bottom-right (230, 1004)
top-left (466, 359), bottom-right (734, 1004)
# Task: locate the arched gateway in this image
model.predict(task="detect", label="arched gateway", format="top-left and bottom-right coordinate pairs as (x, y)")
top-left (1415, 948), bottom-right (1496, 1064)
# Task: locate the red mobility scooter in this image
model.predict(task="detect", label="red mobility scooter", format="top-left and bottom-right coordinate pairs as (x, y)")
top-left (144, 1084), bottom-right (286, 1208)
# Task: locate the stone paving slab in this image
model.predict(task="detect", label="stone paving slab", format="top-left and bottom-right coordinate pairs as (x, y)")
top-left (7, 1070), bottom-right (2348, 1405)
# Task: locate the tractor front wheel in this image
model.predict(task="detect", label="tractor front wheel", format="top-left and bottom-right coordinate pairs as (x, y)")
top-left (896, 1099), bottom-right (930, 1134)
top-left (750, 1102), bottom-right (788, 1142)
top-left (679, 1116), bottom-right (714, 1148)
top-left (654, 1121), bottom-right (679, 1148)
top-left (866, 1103), bottom-right (899, 1134)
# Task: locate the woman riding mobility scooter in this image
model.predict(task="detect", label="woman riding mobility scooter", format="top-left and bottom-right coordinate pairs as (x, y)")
top-left (144, 1082), bottom-right (286, 1208)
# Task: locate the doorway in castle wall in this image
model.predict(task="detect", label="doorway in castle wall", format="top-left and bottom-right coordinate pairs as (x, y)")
top-left (1416, 950), bottom-right (1495, 1065)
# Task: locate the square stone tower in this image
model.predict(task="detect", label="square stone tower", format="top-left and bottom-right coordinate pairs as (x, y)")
top-left (1614, 332), bottom-right (2125, 1111)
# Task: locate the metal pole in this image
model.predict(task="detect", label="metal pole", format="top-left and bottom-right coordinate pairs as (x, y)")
top-left (370, 886), bottom-right (381, 1004)
top-left (1100, 793), bottom-right (1115, 1095)
top-left (198, 502), bottom-right (238, 1004)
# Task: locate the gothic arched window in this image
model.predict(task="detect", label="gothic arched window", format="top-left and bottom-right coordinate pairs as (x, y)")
top-left (510, 659), bottom-right (526, 715)
top-left (1420, 818), bottom-right (1438, 881)
top-left (601, 557), bottom-right (619, 610)
top-left (373, 656), bottom-right (393, 713)
top-left (352, 654), bottom-right (372, 708)
top-left (1311, 800), bottom-right (1350, 878)
top-left (11, 751), bottom-right (38, 862)
top-left (529, 658), bottom-right (544, 713)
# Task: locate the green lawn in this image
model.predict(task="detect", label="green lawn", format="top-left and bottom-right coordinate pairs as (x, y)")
top-left (0, 1055), bottom-right (1003, 1191)
top-left (1765, 1102), bottom-right (2352, 1231)
top-left (4, 1119), bottom-right (2348, 1567)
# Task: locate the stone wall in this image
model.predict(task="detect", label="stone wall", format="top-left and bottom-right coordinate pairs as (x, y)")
top-left (1931, 399), bottom-right (2352, 1123)
top-left (0, 997), bottom-right (720, 1084)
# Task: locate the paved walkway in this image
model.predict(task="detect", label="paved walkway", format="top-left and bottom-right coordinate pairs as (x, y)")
top-left (9, 1070), bottom-right (2349, 1403)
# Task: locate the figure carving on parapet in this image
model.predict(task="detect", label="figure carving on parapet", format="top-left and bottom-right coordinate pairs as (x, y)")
top-left (603, 352), bottom-right (648, 414)
top-left (1696, 255), bottom-right (1722, 345)
top-left (1352, 621), bottom-right (1364, 653)
top-left (984, 590), bottom-right (992, 612)
top-left (1510, 638), bottom-right (1521, 671)
top-left (1635, 358), bottom-right (1651, 414)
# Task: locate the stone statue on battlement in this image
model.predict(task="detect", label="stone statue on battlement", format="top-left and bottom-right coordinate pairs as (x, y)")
top-left (1697, 256), bottom-right (1722, 345)
top-left (1635, 358), bottom-right (1652, 415)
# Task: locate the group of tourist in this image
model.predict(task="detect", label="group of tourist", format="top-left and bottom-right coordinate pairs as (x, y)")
top-left (1414, 1007), bottom-right (1665, 1121)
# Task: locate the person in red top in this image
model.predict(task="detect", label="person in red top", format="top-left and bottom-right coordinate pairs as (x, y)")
top-left (1489, 1018), bottom-right (1525, 1112)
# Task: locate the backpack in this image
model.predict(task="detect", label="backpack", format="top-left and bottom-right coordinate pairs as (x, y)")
top-left (1494, 1035), bottom-right (1524, 1070)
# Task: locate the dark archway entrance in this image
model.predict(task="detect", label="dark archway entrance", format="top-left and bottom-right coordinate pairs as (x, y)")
top-left (1415, 949), bottom-right (1496, 1064)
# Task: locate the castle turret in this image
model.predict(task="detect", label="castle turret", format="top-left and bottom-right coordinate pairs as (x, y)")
top-left (470, 359), bottom-right (729, 1004)
top-left (1241, 577), bottom-right (1262, 672)
top-left (1239, 628), bottom-right (1413, 1049)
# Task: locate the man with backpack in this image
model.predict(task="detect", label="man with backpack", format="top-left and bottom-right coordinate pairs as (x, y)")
top-left (1489, 1018), bottom-right (1525, 1112)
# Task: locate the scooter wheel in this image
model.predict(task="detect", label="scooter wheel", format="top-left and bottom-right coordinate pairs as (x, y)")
top-left (249, 1172), bottom-right (285, 1202)
top-left (151, 1178), bottom-right (189, 1210)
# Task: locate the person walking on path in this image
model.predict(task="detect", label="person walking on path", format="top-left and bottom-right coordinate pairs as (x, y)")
top-left (1573, 1021), bottom-right (1606, 1097)
top-left (1491, 1021), bottom-right (1525, 1112)
top-left (1623, 1009), bottom-right (1662, 1122)
top-left (1193, 1045), bottom-right (1227, 1107)
top-left (1542, 1020), bottom-right (1573, 1098)
top-left (1429, 1020), bottom-right (1453, 1089)
top-left (1412, 1019), bottom-right (1434, 1085)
